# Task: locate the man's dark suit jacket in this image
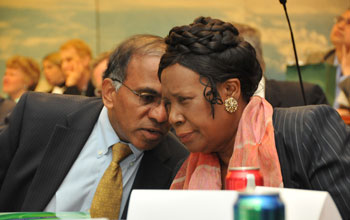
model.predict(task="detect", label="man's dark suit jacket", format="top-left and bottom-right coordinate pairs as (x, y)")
top-left (273, 105), bottom-right (350, 219)
top-left (0, 92), bottom-right (189, 219)
top-left (265, 79), bottom-right (329, 107)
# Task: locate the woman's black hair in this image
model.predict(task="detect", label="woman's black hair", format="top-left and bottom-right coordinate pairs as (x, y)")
top-left (158, 16), bottom-right (262, 117)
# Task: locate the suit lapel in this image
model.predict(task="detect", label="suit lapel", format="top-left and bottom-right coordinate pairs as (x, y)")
top-left (22, 100), bottom-right (103, 210)
top-left (121, 141), bottom-right (172, 219)
top-left (131, 149), bottom-right (172, 189)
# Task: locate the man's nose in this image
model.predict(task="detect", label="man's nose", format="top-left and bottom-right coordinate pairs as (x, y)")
top-left (149, 103), bottom-right (168, 124)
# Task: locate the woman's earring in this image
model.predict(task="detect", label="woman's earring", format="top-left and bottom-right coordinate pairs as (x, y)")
top-left (224, 97), bottom-right (238, 113)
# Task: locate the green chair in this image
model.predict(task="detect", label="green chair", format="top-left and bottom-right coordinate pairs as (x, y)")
top-left (286, 63), bottom-right (337, 105)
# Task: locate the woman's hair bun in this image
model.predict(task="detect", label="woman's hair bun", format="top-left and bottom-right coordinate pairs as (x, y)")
top-left (165, 16), bottom-right (243, 55)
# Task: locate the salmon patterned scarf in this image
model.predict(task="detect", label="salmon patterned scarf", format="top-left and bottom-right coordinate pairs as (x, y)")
top-left (170, 96), bottom-right (283, 189)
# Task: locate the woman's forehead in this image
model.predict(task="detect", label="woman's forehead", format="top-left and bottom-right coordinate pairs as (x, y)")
top-left (162, 64), bottom-right (199, 82)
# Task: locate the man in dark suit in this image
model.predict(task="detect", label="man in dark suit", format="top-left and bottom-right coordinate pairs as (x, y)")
top-left (265, 79), bottom-right (328, 107)
top-left (0, 35), bottom-right (188, 220)
top-left (273, 104), bottom-right (350, 219)
top-left (329, 9), bottom-right (350, 109)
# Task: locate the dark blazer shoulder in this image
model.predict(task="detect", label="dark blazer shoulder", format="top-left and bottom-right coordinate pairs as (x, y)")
top-left (0, 92), bottom-right (104, 211)
top-left (265, 80), bottom-right (328, 107)
top-left (15, 92), bottom-right (104, 127)
top-left (272, 104), bottom-right (344, 163)
top-left (272, 105), bottom-right (350, 218)
top-left (22, 92), bottom-right (101, 112)
top-left (272, 104), bottom-right (341, 132)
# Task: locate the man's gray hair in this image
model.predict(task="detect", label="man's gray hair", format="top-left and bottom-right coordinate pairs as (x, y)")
top-left (104, 34), bottom-right (165, 90)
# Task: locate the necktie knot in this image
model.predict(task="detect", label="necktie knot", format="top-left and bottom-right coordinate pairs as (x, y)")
top-left (112, 142), bottom-right (132, 164)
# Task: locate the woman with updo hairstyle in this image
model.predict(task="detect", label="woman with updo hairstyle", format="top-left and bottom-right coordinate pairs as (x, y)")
top-left (159, 17), bottom-right (350, 218)
top-left (2, 55), bottom-right (40, 102)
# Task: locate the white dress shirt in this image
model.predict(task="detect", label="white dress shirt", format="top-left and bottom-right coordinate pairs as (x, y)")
top-left (44, 106), bottom-right (144, 220)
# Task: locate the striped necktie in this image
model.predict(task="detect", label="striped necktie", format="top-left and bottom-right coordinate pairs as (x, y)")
top-left (90, 142), bottom-right (132, 220)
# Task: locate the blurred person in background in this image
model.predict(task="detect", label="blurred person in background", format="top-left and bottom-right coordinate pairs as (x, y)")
top-left (42, 52), bottom-right (66, 94)
top-left (2, 55), bottom-right (40, 102)
top-left (327, 9), bottom-right (350, 115)
top-left (90, 51), bottom-right (110, 97)
top-left (233, 22), bottom-right (329, 107)
top-left (60, 39), bottom-right (93, 96)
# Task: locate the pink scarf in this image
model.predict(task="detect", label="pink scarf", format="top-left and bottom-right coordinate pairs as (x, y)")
top-left (170, 96), bottom-right (283, 189)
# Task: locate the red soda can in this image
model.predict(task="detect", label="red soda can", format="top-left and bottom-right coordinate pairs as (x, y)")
top-left (225, 167), bottom-right (263, 190)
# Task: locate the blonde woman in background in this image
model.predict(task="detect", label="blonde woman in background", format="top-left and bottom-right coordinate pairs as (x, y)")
top-left (42, 52), bottom-right (66, 94)
top-left (329, 9), bottom-right (350, 115)
top-left (60, 39), bottom-right (92, 96)
top-left (2, 55), bottom-right (40, 102)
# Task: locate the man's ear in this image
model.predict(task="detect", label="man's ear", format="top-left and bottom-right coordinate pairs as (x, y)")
top-left (221, 78), bottom-right (241, 100)
top-left (101, 78), bottom-right (116, 109)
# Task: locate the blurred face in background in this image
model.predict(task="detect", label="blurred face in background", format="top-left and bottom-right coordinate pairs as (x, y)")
top-left (330, 10), bottom-right (350, 47)
top-left (43, 60), bottom-right (65, 86)
top-left (60, 47), bottom-right (87, 80)
top-left (2, 67), bottom-right (30, 100)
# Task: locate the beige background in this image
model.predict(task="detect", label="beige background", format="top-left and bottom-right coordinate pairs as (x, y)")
top-left (0, 0), bottom-right (349, 94)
